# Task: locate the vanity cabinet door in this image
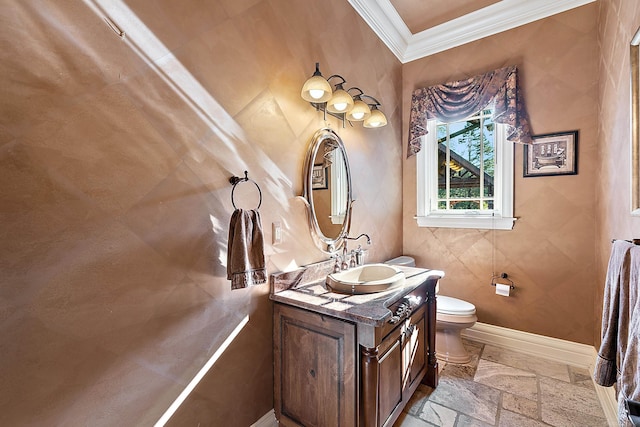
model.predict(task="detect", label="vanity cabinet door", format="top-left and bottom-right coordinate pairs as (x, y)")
top-left (274, 303), bottom-right (357, 427)
top-left (403, 306), bottom-right (426, 396)
top-left (377, 326), bottom-right (404, 427)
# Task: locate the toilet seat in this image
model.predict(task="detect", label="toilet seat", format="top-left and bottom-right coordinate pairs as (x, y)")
top-left (437, 295), bottom-right (476, 316)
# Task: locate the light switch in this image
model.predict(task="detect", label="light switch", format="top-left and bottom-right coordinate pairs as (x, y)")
top-left (272, 221), bottom-right (282, 245)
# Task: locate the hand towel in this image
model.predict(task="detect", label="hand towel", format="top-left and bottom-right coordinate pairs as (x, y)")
top-left (594, 239), bottom-right (634, 386)
top-left (227, 209), bottom-right (266, 290)
top-left (618, 247), bottom-right (640, 426)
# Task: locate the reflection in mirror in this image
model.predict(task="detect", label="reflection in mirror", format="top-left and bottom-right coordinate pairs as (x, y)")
top-left (312, 147), bottom-right (347, 237)
top-left (302, 128), bottom-right (352, 253)
top-left (632, 26), bottom-right (640, 215)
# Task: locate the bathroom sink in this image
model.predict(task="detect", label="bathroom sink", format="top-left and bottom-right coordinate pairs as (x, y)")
top-left (326, 263), bottom-right (406, 294)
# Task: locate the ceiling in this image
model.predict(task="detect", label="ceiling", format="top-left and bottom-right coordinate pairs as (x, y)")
top-left (348, 0), bottom-right (596, 63)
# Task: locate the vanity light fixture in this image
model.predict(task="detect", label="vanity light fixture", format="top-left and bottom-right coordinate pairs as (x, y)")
top-left (361, 95), bottom-right (387, 128)
top-left (346, 88), bottom-right (371, 122)
top-left (301, 63), bottom-right (332, 103)
top-left (364, 106), bottom-right (388, 128)
top-left (326, 77), bottom-right (354, 114)
top-left (301, 63), bottom-right (387, 128)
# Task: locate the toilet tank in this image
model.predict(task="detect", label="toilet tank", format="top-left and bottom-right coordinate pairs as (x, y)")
top-left (384, 256), bottom-right (416, 267)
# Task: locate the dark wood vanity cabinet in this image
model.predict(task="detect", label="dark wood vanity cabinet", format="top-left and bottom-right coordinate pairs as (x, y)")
top-left (273, 303), bottom-right (357, 427)
top-left (273, 279), bottom-right (437, 427)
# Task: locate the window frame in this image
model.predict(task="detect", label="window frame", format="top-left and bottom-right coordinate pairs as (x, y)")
top-left (415, 115), bottom-right (516, 230)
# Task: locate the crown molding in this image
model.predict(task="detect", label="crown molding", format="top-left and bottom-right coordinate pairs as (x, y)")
top-left (348, 0), bottom-right (597, 64)
top-left (347, 0), bottom-right (411, 60)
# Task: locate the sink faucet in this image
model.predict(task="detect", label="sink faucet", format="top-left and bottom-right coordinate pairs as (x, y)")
top-left (345, 233), bottom-right (372, 245)
top-left (343, 234), bottom-right (372, 268)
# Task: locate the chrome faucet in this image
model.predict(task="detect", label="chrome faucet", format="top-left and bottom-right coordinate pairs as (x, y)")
top-left (333, 234), bottom-right (372, 273)
top-left (345, 233), bottom-right (372, 246)
top-left (343, 233), bottom-right (372, 268)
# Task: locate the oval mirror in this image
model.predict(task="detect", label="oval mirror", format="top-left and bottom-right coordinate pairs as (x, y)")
top-left (302, 128), bottom-right (353, 253)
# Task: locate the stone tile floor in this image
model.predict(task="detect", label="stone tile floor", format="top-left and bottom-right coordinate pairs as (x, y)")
top-left (394, 339), bottom-right (610, 427)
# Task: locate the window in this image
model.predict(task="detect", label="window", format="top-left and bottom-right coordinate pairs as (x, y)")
top-left (330, 148), bottom-right (347, 224)
top-left (416, 109), bottom-right (515, 230)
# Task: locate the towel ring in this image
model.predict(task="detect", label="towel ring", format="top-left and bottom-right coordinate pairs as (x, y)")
top-left (229, 171), bottom-right (262, 210)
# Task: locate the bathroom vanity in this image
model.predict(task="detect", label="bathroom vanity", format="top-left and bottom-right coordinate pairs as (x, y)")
top-left (270, 261), bottom-right (443, 427)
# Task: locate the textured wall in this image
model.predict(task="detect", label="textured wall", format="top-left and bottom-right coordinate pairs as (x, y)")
top-left (595, 0), bottom-right (640, 343)
top-left (0, 0), bottom-right (402, 425)
top-left (402, 5), bottom-right (599, 345)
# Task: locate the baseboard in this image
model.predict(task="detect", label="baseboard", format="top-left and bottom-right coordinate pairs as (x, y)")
top-left (593, 380), bottom-right (619, 427)
top-left (462, 322), bottom-right (618, 426)
top-left (251, 409), bottom-right (277, 427)
top-left (462, 322), bottom-right (595, 368)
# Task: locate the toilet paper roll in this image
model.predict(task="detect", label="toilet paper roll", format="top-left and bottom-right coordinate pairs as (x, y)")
top-left (495, 283), bottom-right (511, 297)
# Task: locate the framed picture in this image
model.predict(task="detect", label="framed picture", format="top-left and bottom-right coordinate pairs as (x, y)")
top-left (523, 130), bottom-right (578, 177)
top-left (312, 163), bottom-right (328, 189)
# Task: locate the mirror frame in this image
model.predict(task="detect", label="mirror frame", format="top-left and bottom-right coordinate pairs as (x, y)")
top-left (632, 26), bottom-right (640, 215)
top-left (302, 128), bottom-right (353, 253)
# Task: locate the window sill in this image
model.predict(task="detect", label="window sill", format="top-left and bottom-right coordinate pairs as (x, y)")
top-left (330, 214), bottom-right (346, 225)
top-left (415, 215), bottom-right (516, 230)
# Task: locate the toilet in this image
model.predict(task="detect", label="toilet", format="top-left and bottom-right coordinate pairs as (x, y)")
top-left (435, 296), bottom-right (477, 364)
top-left (385, 256), bottom-right (477, 364)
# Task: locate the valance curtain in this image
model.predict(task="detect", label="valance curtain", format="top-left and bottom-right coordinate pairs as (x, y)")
top-left (407, 65), bottom-right (532, 158)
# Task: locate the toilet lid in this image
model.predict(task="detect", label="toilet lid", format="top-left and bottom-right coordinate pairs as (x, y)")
top-left (437, 296), bottom-right (476, 316)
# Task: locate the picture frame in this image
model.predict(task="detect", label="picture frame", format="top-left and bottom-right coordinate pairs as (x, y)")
top-left (523, 130), bottom-right (578, 177)
top-left (312, 163), bottom-right (328, 189)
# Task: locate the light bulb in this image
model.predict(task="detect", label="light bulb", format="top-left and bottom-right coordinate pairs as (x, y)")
top-left (309, 89), bottom-right (325, 100)
top-left (351, 112), bottom-right (365, 120)
top-left (334, 102), bottom-right (348, 111)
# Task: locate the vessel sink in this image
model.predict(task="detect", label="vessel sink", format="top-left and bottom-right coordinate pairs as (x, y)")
top-left (326, 263), bottom-right (406, 294)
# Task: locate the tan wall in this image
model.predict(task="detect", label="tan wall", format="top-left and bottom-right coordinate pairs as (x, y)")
top-left (7, 0), bottom-right (635, 423)
top-left (0, 0), bottom-right (402, 425)
top-left (402, 5), bottom-right (599, 345)
top-left (595, 0), bottom-right (640, 343)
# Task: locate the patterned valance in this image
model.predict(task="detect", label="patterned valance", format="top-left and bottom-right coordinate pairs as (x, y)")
top-left (407, 65), bottom-right (532, 158)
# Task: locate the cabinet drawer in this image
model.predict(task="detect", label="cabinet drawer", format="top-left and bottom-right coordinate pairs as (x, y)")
top-left (378, 285), bottom-right (428, 341)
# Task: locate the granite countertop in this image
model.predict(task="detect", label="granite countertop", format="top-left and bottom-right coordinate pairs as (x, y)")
top-left (270, 262), bottom-right (444, 327)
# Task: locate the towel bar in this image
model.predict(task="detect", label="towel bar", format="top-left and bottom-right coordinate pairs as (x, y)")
top-left (611, 239), bottom-right (640, 245)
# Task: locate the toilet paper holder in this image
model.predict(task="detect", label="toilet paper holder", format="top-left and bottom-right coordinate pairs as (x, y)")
top-left (491, 273), bottom-right (515, 289)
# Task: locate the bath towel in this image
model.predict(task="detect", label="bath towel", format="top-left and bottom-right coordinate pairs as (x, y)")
top-left (594, 239), bottom-right (634, 387)
top-left (227, 209), bottom-right (266, 290)
top-left (618, 247), bottom-right (640, 426)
